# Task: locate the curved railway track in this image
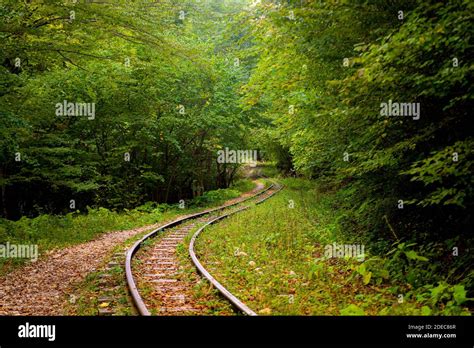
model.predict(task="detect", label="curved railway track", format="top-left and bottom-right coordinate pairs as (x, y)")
top-left (125, 180), bottom-right (283, 316)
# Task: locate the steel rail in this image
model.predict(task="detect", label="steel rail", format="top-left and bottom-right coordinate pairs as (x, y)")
top-left (188, 183), bottom-right (284, 316)
top-left (125, 182), bottom-right (275, 316)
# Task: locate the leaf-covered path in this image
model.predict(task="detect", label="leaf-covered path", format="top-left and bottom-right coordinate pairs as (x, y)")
top-left (0, 224), bottom-right (162, 315)
top-left (0, 181), bottom-right (265, 316)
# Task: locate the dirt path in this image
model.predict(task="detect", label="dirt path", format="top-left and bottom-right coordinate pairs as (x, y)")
top-left (0, 180), bottom-right (265, 316)
top-left (0, 224), bottom-right (163, 315)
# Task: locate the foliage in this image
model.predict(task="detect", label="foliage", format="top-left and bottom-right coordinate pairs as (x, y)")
top-left (240, 0), bottom-right (473, 301)
top-left (0, 0), bottom-right (253, 219)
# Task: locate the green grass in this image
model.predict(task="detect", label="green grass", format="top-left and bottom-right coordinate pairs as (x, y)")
top-left (259, 162), bottom-right (280, 178)
top-left (195, 178), bottom-right (471, 315)
top-left (230, 179), bottom-right (256, 194)
top-left (0, 179), bottom-right (256, 273)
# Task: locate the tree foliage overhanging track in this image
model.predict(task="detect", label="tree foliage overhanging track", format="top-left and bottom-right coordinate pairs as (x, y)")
top-left (0, 0), bottom-right (252, 218)
top-left (242, 0), bottom-right (473, 241)
top-left (240, 0), bottom-right (473, 290)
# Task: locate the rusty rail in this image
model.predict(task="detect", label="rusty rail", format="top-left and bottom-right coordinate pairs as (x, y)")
top-left (125, 182), bottom-right (277, 316)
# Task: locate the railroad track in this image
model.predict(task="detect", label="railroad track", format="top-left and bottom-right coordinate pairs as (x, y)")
top-left (125, 181), bottom-right (283, 316)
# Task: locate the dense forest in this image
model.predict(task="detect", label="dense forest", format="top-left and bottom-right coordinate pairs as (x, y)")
top-left (1, 0), bottom-right (256, 218)
top-left (0, 0), bottom-right (472, 316)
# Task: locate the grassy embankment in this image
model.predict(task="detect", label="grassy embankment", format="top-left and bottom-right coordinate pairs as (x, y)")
top-left (195, 178), bottom-right (471, 315)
